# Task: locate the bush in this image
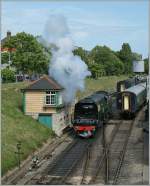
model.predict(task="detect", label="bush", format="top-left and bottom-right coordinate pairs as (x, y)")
top-left (2, 68), bottom-right (15, 83)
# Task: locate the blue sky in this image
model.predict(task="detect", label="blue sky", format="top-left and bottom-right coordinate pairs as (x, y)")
top-left (1, 0), bottom-right (149, 58)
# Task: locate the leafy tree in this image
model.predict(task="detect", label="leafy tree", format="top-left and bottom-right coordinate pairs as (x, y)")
top-left (73, 47), bottom-right (89, 64)
top-left (132, 52), bottom-right (142, 61)
top-left (89, 63), bottom-right (105, 78)
top-left (144, 58), bottom-right (149, 74)
top-left (1, 52), bottom-right (9, 64)
top-left (1, 68), bottom-right (15, 83)
top-left (119, 43), bottom-right (133, 74)
top-left (90, 45), bottom-right (124, 75)
top-left (2, 32), bottom-right (50, 76)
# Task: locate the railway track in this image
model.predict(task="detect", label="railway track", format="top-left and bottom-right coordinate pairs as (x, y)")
top-left (90, 108), bottom-right (144, 185)
top-left (9, 129), bottom-right (75, 185)
top-left (108, 120), bottom-right (134, 184)
top-left (86, 121), bottom-right (121, 184)
top-left (28, 138), bottom-right (92, 185)
top-left (89, 120), bottom-right (134, 185)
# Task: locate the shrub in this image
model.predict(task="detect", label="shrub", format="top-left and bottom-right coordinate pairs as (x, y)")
top-left (2, 68), bottom-right (15, 83)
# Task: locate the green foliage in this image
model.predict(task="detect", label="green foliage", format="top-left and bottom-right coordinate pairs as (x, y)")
top-left (132, 52), bottom-right (142, 61)
top-left (89, 63), bottom-right (105, 78)
top-left (2, 32), bottom-right (50, 75)
top-left (73, 47), bottom-right (89, 64)
top-left (118, 43), bottom-right (133, 74)
top-left (2, 32), bottom-right (146, 79)
top-left (119, 43), bottom-right (132, 61)
top-left (1, 68), bottom-right (15, 83)
top-left (144, 58), bottom-right (149, 74)
top-left (90, 46), bottom-right (124, 75)
top-left (1, 52), bottom-right (9, 64)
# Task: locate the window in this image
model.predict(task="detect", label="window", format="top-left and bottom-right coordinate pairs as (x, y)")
top-left (45, 91), bottom-right (57, 105)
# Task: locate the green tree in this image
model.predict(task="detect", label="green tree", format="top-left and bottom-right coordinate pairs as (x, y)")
top-left (144, 58), bottom-right (149, 74)
top-left (89, 63), bottom-right (106, 78)
top-left (1, 52), bottom-right (9, 64)
top-left (119, 43), bottom-right (133, 74)
top-left (73, 47), bottom-right (89, 64)
top-left (90, 45), bottom-right (124, 75)
top-left (2, 32), bottom-right (50, 76)
top-left (132, 52), bottom-right (142, 61)
top-left (1, 68), bottom-right (15, 83)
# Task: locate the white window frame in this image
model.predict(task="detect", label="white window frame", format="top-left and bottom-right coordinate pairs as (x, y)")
top-left (45, 91), bottom-right (57, 105)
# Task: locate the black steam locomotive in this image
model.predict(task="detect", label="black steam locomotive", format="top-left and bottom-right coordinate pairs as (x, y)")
top-left (72, 91), bottom-right (112, 138)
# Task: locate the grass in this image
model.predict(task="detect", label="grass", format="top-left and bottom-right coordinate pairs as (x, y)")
top-left (76, 75), bottom-right (128, 100)
top-left (1, 75), bottom-right (128, 175)
top-left (1, 82), bottom-right (55, 175)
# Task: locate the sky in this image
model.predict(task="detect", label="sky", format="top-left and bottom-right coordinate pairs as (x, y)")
top-left (1, 0), bottom-right (149, 58)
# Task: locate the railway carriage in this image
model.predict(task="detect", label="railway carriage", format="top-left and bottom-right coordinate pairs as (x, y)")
top-left (120, 82), bottom-right (147, 118)
top-left (72, 91), bottom-right (112, 138)
top-left (116, 78), bottom-right (136, 110)
top-left (116, 77), bottom-right (147, 110)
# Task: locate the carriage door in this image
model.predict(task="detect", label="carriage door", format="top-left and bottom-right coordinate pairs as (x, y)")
top-left (122, 93), bottom-right (130, 111)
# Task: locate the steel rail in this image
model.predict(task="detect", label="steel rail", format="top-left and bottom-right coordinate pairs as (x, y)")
top-left (21, 130), bottom-right (75, 185)
top-left (80, 145), bottom-right (91, 184)
top-left (89, 121), bottom-right (121, 184)
top-left (35, 138), bottom-right (91, 185)
top-left (112, 120), bottom-right (134, 185)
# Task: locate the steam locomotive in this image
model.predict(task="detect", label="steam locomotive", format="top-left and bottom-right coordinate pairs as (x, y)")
top-left (72, 91), bottom-right (112, 138)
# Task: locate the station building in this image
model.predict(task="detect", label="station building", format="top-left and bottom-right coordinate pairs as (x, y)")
top-left (21, 75), bottom-right (71, 136)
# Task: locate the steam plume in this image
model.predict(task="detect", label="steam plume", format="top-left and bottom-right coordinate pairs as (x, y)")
top-left (43, 14), bottom-right (91, 103)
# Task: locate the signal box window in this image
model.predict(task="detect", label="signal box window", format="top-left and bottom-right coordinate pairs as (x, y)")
top-left (45, 91), bottom-right (56, 105)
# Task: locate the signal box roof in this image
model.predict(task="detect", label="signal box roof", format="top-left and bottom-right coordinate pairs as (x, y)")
top-left (21, 75), bottom-right (64, 92)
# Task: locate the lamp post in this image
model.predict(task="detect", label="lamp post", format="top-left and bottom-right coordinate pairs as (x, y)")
top-left (15, 141), bottom-right (23, 169)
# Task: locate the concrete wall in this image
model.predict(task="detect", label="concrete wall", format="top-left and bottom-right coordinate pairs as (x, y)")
top-left (52, 107), bottom-right (70, 136)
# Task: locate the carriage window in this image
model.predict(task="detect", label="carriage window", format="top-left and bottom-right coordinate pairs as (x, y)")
top-left (120, 84), bottom-right (125, 92)
top-left (45, 91), bottom-right (56, 105)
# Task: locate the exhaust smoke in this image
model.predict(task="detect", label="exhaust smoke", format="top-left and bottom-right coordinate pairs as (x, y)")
top-left (43, 14), bottom-right (91, 103)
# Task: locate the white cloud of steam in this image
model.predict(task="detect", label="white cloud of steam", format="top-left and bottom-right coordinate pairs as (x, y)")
top-left (43, 14), bottom-right (91, 103)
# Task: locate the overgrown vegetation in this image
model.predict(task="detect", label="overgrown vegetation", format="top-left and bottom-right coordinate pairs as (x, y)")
top-left (1, 82), bottom-right (55, 175)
